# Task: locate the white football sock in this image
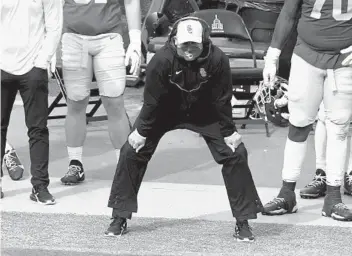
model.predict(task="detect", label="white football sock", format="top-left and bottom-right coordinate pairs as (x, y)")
top-left (5, 142), bottom-right (12, 153)
top-left (346, 136), bottom-right (352, 174)
top-left (315, 120), bottom-right (327, 171)
top-left (282, 138), bottom-right (307, 182)
top-left (67, 147), bottom-right (83, 163)
top-left (325, 119), bottom-right (348, 186)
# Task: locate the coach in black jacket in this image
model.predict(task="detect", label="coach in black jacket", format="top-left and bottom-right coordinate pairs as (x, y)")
top-left (105, 17), bottom-right (263, 242)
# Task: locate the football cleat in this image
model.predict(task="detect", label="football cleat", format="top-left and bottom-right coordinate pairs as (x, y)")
top-left (322, 202), bottom-right (352, 221)
top-left (262, 189), bottom-right (298, 216)
top-left (344, 171), bottom-right (352, 196)
top-left (61, 160), bottom-right (85, 185)
top-left (300, 169), bottom-right (326, 199)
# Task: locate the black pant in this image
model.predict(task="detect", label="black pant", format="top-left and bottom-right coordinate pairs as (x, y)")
top-left (1, 68), bottom-right (50, 188)
top-left (108, 118), bottom-right (263, 221)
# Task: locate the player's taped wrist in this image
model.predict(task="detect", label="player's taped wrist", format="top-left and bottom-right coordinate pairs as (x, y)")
top-left (265, 47), bottom-right (281, 66)
top-left (129, 30), bottom-right (141, 45)
top-left (128, 29), bottom-right (142, 56)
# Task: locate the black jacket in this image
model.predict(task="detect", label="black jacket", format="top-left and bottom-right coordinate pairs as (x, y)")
top-left (136, 40), bottom-right (237, 138)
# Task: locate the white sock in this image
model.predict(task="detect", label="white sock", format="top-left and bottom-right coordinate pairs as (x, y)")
top-left (346, 136), bottom-right (352, 174)
top-left (115, 149), bottom-right (121, 162)
top-left (5, 142), bottom-right (12, 153)
top-left (67, 147), bottom-right (83, 163)
top-left (282, 138), bottom-right (307, 182)
top-left (315, 120), bottom-right (327, 171)
top-left (325, 119), bottom-right (348, 186)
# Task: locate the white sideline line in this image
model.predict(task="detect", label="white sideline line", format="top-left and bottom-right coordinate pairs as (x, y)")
top-left (1, 177), bottom-right (352, 228)
top-left (0, 178), bottom-right (352, 228)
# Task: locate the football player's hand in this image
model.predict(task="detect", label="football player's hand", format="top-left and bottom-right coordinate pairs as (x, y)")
top-left (47, 54), bottom-right (56, 78)
top-left (341, 45), bottom-right (352, 66)
top-left (125, 30), bottom-right (142, 76)
top-left (263, 64), bottom-right (277, 88)
top-left (128, 129), bottom-right (146, 153)
top-left (224, 132), bottom-right (242, 152)
top-left (263, 47), bottom-right (281, 88)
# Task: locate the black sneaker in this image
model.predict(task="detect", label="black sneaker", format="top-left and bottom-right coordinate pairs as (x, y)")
top-left (322, 202), bottom-right (352, 221)
top-left (262, 189), bottom-right (298, 215)
top-left (30, 187), bottom-right (56, 205)
top-left (61, 160), bottom-right (85, 185)
top-left (344, 171), bottom-right (352, 196)
top-left (233, 220), bottom-right (254, 243)
top-left (104, 217), bottom-right (128, 237)
top-left (3, 149), bottom-right (24, 181)
top-left (300, 169), bottom-right (326, 199)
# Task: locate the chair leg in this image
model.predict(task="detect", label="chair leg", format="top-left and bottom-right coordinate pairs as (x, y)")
top-left (86, 99), bottom-right (102, 118)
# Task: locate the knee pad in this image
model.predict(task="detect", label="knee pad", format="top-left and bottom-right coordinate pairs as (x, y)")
top-left (288, 123), bottom-right (313, 142)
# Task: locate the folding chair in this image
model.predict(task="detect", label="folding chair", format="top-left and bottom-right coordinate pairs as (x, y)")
top-left (48, 67), bottom-right (107, 123)
top-left (191, 9), bottom-right (270, 136)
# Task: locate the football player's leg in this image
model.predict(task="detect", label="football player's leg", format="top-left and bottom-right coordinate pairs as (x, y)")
top-left (300, 103), bottom-right (327, 199)
top-left (263, 54), bottom-right (325, 215)
top-left (1, 72), bottom-right (18, 197)
top-left (94, 33), bottom-right (130, 162)
top-left (322, 67), bottom-right (352, 221)
top-left (61, 33), bottom-right (93, 185)
top-left (193, 123), bottom-right (262, 243)
top-left (106, 120), bottom-right (171, 236)
top-left (345, 135), bottom-right (352, 196)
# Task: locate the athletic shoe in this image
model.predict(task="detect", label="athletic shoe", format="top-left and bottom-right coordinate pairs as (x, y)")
top-left (322, 202), bottom-right (352, 221)
top-left (262, 189), bottom-right (298, 215)
top-left (300, 169), bottom-right (326, 199)
top-left (344, 171), bottom-right (352, 196)
top-left (61, 160), bottom-right (85, 185)
top-left (104, 217), bottom-right (128, 237)
top-left (30, 187), bottom-right (56, 205)
top-left (3, 149), bottom-right (24, 181)
top-left (233, 220), bottom-right (254, 243)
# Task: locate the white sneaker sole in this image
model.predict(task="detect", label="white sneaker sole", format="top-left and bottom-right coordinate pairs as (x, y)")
top-left (263, 205), bottom-right (298, 215)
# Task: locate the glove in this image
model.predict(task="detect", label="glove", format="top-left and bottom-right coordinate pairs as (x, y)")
top-left (274, 95), bottom-right (288, 108)
top-left (263, 47), bottom-right (281, 88)
top-left (224, 132), bottom-right (242, 152)
top-left (128, 129), bottom-right (146, 153)
top-left (125, 29), bottom-right (142, 76)
top-left (341, 45), bottom-right (352, 66)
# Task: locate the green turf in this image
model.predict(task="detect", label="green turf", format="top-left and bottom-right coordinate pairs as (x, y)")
top-left (1, 212), bottom-right (352, 256)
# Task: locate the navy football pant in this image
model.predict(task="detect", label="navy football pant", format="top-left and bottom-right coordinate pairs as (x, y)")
top-left (108, 118), bottom-right (263, 221)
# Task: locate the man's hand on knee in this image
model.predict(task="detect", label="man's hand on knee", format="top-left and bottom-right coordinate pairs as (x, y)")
top-left (128, 129), bottom-right (146, 153)
top-left (224, 132), bottom-right (242, 152)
